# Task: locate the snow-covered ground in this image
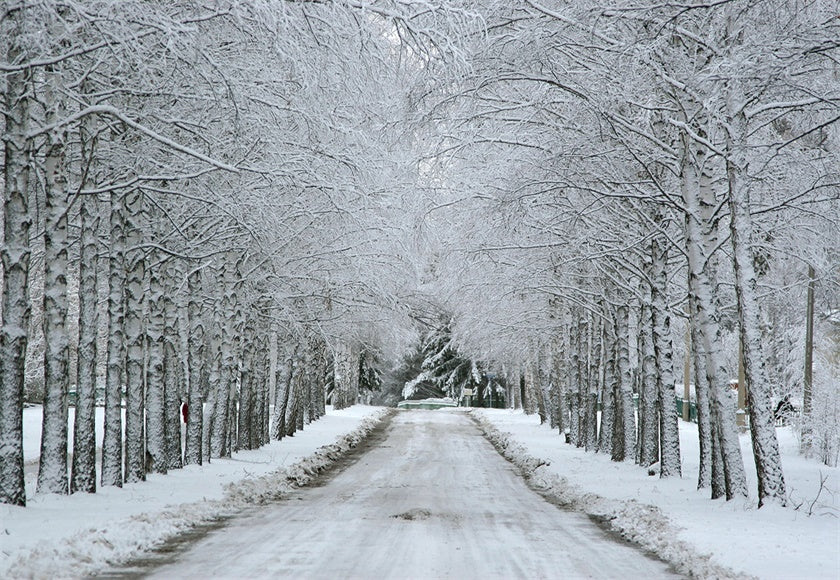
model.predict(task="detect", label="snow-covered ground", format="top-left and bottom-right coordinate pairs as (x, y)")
top-left (132, 411), bottom-right (679, 580)
top-left (1, 405), bottom-right (386, 579)
top-left (5, 405), bottom-right (837, 579)
top-left (471, 408), bottom-right (839, 580)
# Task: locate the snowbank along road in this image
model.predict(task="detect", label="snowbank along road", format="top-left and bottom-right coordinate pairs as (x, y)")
top-left (109, 411), bottom-right (680, 579)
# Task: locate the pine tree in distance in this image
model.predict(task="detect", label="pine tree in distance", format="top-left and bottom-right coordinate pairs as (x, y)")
top-left (402, 319), bottom-right (505, 407)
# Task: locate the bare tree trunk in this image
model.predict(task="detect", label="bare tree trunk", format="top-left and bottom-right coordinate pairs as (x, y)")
top-left (522, 360), bottom-right (538, 416)
top-left (145, 250), bottom-right (166, 474)
top-left (682, 152), bottom-right (714, 491)
top-left (296, 360), bottom-right (306, 433)
top-left (306, 341), bottom-right (319, 425)
top-left (305, 346), bottom-right (317, 425)
top-left (651, 233), bottom-right (681, 478)
top-left (38, 63), bottom-right (70, 496)
top-left (688, 294), bottom-right (712, 490)
top-left (638, 302), bottom-right (659, 468)
top-left (555, 330), bottom-right (570, 438)
top-left (237, 316), bottom-right (255, 451)
top-left (683, 146), bottom-right (748, 500)
top-left (285, 357), bottom-right (300, 437)
top-left (507, 365), bottom-right (521, 410)
top-left (568, 320), bottom-right (581, 446)
top-left (211, 257), bottom-right (240, 458)
top-left (71, 192), bottom-right (99, 493)
top-left (543, 347), bottom-right (556, 423)
top-left (584, 315), bottom-right (600, 452)
top-left (332, 341), bottom-right (358, 410)
top-left (610, 338), bottom-right (624, 459)
top-left (615, 304), bottom-right (636, 461)
top-left (123, 189), bottom-right (146, 484)
top-left (0, 8), bottom-right (32, 507)
top-left (316, 341), bottom-right (328, 420)
top-left (184, 268), bottom-right (204, 465)
top-left (547, 339), bottom-right (563, 430)
top-left (102, 191), bottom-right (125, 488)
top-left (802, 264), bottom-right (816, 454)
top-left (272, 348), bottom-right (292, 440)
top-left (252, 331), bottom-right (269, 447)
top-left (725, 103), bottom-right (786, 506)
top-left (203, 290), bottom-right (222, 461)
top-left (599, 314), bottom-right (615, 456)
top-left (163, 271), bottom-right (182, 471)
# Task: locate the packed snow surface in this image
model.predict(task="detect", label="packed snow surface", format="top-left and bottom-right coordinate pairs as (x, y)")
top-left (0, 405), bottom-right (386, 579)
top-left (115, 411), bottom-right (678, 579)
top-left (471, 408), bottom-right (839, 580)
top-left (4, 406), bottom-right (837, 579)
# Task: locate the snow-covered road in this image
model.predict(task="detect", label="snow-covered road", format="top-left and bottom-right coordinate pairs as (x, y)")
top-left (125, 411), bottom-right (678, 579)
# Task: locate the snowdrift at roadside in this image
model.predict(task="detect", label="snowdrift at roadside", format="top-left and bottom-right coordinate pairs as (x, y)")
top-left (470, 410), bottom-right (748, 580)
top-left (0, 406), bottom-right (389, 579)
top-left (471, 408), bottom-right (839, 580)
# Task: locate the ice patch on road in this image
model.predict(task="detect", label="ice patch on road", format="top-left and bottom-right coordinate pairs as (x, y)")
top-left (470, 410), bottom-right (751, 580)
top-left (391, 508), bottom-right (432, 521)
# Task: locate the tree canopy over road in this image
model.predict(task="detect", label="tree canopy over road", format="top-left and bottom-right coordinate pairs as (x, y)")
top-left (1, 0), bottom-right (838, 509)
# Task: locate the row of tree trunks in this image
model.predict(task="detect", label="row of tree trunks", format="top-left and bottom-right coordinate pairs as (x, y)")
top-left (332, 341), bottom-right (359, 411)
top-left (0, 1), bottom-right (399, 509)
top-left (516, 122), bottom-right (768, 500)
top-left (682, 139), bottom-right (749, 501)
top-left (3, 176), bottom-right (333, 502)
top-left (722, 23), bottom-right (787, 505)
top-left (517, 235), bottom-right (682, 479)
top-left (271, 337), bottom-right (329, 441)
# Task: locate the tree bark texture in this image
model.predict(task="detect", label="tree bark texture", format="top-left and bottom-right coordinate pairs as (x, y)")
top-left (568, 321), bottom-right (581, 447)
top-left (615, 304), bottom-right (636, 462)
top-left (651, 233), bottom-right (681, 478)
top-left (598, 316), bottom-right (615, 456)
top-left (145, 250), bottom-right (167, 474)
top-left (123, 188), bottom-right (146, 484)
top-left (184, 268), bottom-right (204, 466)
top-left (0, 8), bottom-right (34, 508)
top-left (71, 193), bottom-right (99, 493)
top-left (37, 63), bottom-right (70, 496)
top-left (272, 350), bottom-right (292, 440)
top-left (102, 190), bottom-right (125, 488)
top-left (725, 103), bottom-right (786, 506)
top-left (683, 145), bottom-right (748, 500)
top-left (584, 316), bottom-right (600, 453)
top-left (203, 292), bottom-right (223, 461)
top-left (163, 274), bottom-right (182, 471)
top-left (638, 302), bottom-right (659, 468)
top-left (332, 341), bottom-right (359, 410)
